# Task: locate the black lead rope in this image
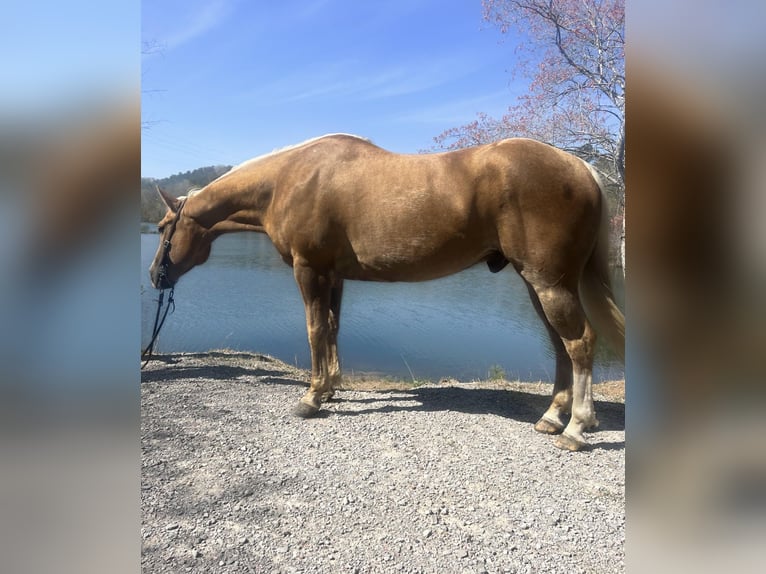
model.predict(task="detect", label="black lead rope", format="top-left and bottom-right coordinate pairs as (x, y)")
top-left (141, 235), bottom-right (178, 369)
top-left (142, 199), bottom-right (184, 369)
top-left (141, 286), bottom-right (175, 368)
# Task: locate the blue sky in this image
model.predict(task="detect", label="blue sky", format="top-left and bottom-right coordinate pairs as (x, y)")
top-left (141, 0), bottom-right (525, 178)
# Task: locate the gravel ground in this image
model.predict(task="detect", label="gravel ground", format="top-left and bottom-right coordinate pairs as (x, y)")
top-left (141, 351), bottom-right (625, 574)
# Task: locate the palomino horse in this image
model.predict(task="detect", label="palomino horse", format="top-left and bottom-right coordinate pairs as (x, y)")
top-left (148, 134), bottom-right (624, 451)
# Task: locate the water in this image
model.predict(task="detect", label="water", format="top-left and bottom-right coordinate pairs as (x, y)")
top-left (141, 232), bottom-right (624, 382)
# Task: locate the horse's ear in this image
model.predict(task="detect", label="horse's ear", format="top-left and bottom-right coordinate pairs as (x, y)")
top-left (156, 186), bottom-right (180, 213)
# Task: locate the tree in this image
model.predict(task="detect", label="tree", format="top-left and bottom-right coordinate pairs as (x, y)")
top-left (434, 0), bottom-right (625, 268)
top-left (140, 165), bottom-right (232, 223)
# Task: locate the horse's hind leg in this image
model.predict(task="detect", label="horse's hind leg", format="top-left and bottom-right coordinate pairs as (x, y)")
top-left (322, 278), bottom-right (344, 401)
top-left (292, 262), bottom-right (333, 417)
top-left (527, 279), bottom-right (598, 451)
top-left (522, 280), bottom-right (573, 435)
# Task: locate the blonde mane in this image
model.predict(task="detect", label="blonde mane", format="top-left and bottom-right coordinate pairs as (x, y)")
top-left (176, 187), bottom-right (203, 202)
top-left (217, 133), bottom-right (371, 181)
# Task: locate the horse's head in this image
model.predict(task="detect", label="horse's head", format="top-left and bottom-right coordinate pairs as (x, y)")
top-left (148, 187), bottom-right (212, 289)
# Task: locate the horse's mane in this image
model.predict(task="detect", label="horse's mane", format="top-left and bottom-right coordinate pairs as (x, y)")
top-left (219, 133), bottom-right (372, 180)
top-left (176, 187), bottom-right (203, 201)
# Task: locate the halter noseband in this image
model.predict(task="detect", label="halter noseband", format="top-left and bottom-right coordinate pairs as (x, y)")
top-left (155, 198), bottom-right (186, 289)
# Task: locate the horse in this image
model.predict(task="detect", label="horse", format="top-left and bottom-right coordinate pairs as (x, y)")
top-left (148, 133), bottom-right (625, 451)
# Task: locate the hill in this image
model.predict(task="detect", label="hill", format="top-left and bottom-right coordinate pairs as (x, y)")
top-left (141, 165), bottom-right (232, 222)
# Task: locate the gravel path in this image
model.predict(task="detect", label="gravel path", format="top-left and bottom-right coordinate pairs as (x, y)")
top-left (141, 351), bottom-right (624, 574)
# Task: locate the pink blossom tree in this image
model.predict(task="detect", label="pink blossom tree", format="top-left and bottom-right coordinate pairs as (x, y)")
top-left (434, 0), bottom-right (625, 266)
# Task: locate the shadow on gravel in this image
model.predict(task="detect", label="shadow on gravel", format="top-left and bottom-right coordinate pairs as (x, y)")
top-left (142, 365), bottom-right (279, 383)
top-left (141, 362), bottom-right (308, 388)
top-left (334, 386), bottom-right (625, 433)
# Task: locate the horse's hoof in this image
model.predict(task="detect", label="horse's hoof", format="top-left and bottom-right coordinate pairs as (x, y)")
top-left (292, 401), bottom-right (320, 418)
top-left (554, 433), bottom-right (587, 452)
top-left (534, 417), bottom-right (564, 435)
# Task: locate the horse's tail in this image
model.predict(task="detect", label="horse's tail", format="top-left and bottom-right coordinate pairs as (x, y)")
top-left (579, 161), bottom-right (625, 362)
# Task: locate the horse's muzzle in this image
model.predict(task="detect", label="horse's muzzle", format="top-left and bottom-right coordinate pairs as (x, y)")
top-left (150, 266), bottom-right (174, 290)
top-left (154, 275), bottom-right (174, 290)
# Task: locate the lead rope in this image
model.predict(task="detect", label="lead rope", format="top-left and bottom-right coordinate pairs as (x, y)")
top-left (142, 198), bottom-right (184, 369)
top-left (141, 286), bottom-right (175, 369)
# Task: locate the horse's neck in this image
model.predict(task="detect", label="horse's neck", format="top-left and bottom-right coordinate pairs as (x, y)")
top-left (191, 173), bottom-right (272, 235)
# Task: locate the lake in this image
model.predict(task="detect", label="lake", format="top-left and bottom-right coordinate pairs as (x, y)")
top-left (141, 232), bottom-right (624, 382)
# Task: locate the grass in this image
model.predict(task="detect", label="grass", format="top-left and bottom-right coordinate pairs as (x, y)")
top-left (487, 364), bottom-right (506, 381)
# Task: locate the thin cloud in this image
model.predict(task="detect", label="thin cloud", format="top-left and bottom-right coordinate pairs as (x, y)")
top-left (286, 67), bottom-right (408, 102)
top-left (392, 90), bottom-right (516, 125)
top-left (164, 0), bottom-right (233, 50)
top-left (296, 0), bottom-right (335, 21)
top-left (263, 54), bottom-right (481, 104)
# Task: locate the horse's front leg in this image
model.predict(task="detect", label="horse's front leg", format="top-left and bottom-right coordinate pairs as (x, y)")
top-left (292, 262), bottom-right (333, 418)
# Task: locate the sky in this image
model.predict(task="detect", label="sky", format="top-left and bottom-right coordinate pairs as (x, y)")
top-left (141, 0), bottom-right (525, 178)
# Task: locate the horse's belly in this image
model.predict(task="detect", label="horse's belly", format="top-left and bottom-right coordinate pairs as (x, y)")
top-left (341, 239), bottom-right (488, 282)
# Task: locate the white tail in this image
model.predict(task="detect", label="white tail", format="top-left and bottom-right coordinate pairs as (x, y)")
top-left (579, 161), bottom-right (625, 361)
